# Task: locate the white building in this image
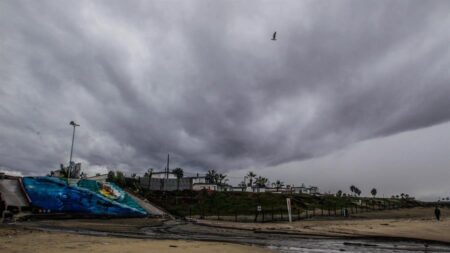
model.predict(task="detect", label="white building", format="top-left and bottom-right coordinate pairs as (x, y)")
top-left (292, 185), bottom-right (319, 195)
top-left (149, 172), bottom-right (177, 179)
top-left (192, 177), bottom-right (207, 184)
top-left (192, 183), bottom-right (218, 191)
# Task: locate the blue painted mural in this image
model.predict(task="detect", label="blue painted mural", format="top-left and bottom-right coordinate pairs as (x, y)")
top-left (22, 177), bottom-right (147, 217)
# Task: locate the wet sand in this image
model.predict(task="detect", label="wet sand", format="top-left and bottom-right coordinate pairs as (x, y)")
top-left (197, 207), bottom-right (450, 244)
top-left (3, 207), bottom-right (450, 252)
top-left (0, 225), bottom-right (274, 253)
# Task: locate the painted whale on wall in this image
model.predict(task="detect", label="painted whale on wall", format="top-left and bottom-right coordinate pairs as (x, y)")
top-left (22, 176), bottom-right (147, 217)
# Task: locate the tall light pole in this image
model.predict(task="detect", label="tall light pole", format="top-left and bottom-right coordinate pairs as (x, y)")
top-left (69, 121), bottom-right (80, 178)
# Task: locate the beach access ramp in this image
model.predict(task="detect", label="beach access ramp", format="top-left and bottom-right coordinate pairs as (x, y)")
top-left (126, 190), bottom-right (170, 218)
top-left (0, 178), bottom-right (29, 208)
top-left (0, 178), bottom-right (30, 221)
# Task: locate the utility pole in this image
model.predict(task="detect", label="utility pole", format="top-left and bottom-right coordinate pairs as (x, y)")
top-left (68, 121), bottom-right (80, 178)
top-left (166, 154), bottom-right (170, 179)
top-left (166, 154), bottom-right (170, 178)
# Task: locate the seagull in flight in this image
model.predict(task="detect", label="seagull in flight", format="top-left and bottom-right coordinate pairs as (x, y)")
top-left (271, 32), bottom-right (277, 41)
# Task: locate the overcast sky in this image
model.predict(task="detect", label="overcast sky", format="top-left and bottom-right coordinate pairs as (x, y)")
top-left (1, 1), bottom-right (450, 199)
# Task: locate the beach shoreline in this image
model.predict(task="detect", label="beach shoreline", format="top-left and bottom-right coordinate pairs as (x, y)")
top-left (2, 207), bottom-right (450, 253)
top-left (195, 207), bottom-right (450, 245)
top-left (0, 225), bottom-right (274, 253)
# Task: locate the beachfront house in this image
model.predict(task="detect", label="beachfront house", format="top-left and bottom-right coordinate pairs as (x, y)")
top-left (150, 172), bottom-right (178, 179)
top-left (192, 183), bottom-right (218, 191)
top-left (292, 185), bottom-right (319, 195)
top-left (139, 173), bottom-right (220, 191)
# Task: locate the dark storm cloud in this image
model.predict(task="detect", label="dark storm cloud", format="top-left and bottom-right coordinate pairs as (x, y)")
top-left (1, 0), bottom-right (450, 175)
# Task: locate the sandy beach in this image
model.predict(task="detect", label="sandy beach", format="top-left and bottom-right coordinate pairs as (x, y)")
top-left (0, 225), bottom-right (274, 253)
top-left (2, 207), bottom-right (450, 253)
top-left (197, 207), bottom-right (450, 244)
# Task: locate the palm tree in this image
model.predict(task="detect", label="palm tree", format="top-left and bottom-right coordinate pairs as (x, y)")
top-left (115, 171), bottom-right (126, 187)
top-left (218, 173), bottom-right (228, 186)
top-left (371, 188), bottom-right (377, 198)
top-left (238, 181), bottom-right (247, 191)
top-left (255, 176), bottom-right (268, 188)
top-left (247, 171), bottom-right (257, 187)
top-left (172, 168), bottom-right (184, 178)
top-left (272, 180), bottom-right (284, 192)
top-left (172, 168), bottom-right (184, 191)
top-left (107, 171), bottom-right (115, 182)
top-left (350, 185), bottom-right (356, 196)
top-left (206, 169), bottom-right (218, 184)
top-left (355, 187), bottom-right (361, 197)
top-left (336, 190), bottom-right (343, 197)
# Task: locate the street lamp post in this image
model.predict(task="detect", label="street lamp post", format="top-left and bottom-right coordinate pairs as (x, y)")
top-left (68, 121), bottom-right (80, 178)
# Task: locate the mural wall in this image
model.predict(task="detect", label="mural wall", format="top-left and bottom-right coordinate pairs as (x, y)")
top-left (22, 177), bottom-right (147, 217)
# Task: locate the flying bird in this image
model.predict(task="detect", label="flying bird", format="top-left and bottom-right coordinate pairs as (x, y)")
top-left (271, 32), bottom-right (277, 41)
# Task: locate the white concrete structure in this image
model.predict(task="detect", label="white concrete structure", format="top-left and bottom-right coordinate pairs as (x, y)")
top-left (0, 177), bottom-right (30, 221)
top-left (192, 177), bottom-right (206, 184)
top-left (192, 183), bottom-right (218, 191)
top-left (150, 172), bottom-right (177, 179)
top-left (292, 185), bottom-right (319, 195)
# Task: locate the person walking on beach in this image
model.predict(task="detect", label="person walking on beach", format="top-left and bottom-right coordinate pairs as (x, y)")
top-left (434, 206), bottom-right (441, 221)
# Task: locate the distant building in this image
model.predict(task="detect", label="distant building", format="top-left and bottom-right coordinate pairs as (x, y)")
top-left (149, 172), bottom-right (177, 179)
top-left (49, 162), bottom-right (82, 178)
top-left (231, 186), bottom-right (246, 192)
top-left (264, 187), bottom-right (278, 193)
top-left (192, 183), bottom-right (218, 191)
top-left (253, 187), bottom-right (266, 193)
top-left (218, 184), bottom-right (233, 192)
top-left (292, 185), bottom-right (319, 195)
top-left (139, 174), bottom-right (212, 191)
top-left (87, 174), bottom-right (108, 183)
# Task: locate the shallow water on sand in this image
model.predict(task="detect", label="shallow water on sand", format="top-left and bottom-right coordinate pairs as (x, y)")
top-left (267, 238), bottom-right (449, 252)
top-left (142, 221), bottom-right (450, 253)
top-left (21, 220), bottom-right (450, 252)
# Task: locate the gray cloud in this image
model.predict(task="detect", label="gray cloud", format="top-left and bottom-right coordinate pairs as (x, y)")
top-left (1, 0), bottom-right (450, 177)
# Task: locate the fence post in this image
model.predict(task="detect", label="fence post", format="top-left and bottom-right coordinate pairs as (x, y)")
top-left (271, 206), bottom-right (274, 221)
